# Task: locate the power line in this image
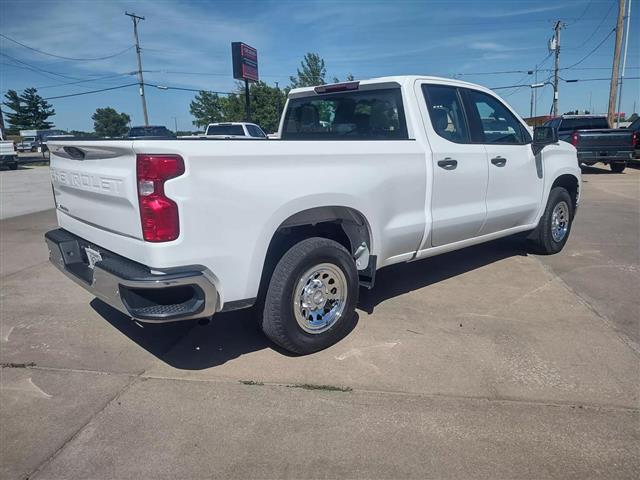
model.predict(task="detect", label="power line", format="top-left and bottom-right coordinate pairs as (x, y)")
top-left (144, 82), bottom-right (234, 95)
top-left (43, 83), bottom-right (139, 100)
top-left (0, 33), bottom-right (134, 61)
top-left (571, 0), bottom-right (594, 25)
top-left (35, 73), bottom-right (135, 90)
top-left (564, 27), bottom-right (616, 69)
top-left (0, 52), bottom-right (83, 80)
top-left (565, 0), bottom-right (617, 49)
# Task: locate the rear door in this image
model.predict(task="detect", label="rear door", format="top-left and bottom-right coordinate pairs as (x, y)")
top-left (462, 88), bottom-right (544, 234)
top-left (48, 141), bottom-right (143, 239)
top-left (419, 83), bottom-right (489, 247)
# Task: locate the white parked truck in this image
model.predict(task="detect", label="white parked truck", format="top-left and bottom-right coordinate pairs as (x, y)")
top-left (0, 126), bottom-right (18, 170)
top-left (45, 76), bottom-right (580, 354)
top-left (204, 122), bottom-right (267, 139)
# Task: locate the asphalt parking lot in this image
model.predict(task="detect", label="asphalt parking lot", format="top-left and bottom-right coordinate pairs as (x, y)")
top-left (1, 165), bottom-right (638, 479)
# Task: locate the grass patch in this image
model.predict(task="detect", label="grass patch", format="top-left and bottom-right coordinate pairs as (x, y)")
top-left (239, 380), bottom-right (264, 386)
top-left (288, 383), bottom-right (352, 393)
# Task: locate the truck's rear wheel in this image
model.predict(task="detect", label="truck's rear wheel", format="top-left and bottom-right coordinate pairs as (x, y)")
top-left (528, 187), bottom-right (573, 255)
top-left (261, 237), bottom-right (358, 354)
top-left (610, 162), bottom-right (626, 173)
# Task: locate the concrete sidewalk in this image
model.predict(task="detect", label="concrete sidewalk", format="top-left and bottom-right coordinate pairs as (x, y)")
top-left (1, 168), bottom-right (638, 479)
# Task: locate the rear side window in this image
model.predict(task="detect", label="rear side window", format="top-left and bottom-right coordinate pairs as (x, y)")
top-left (422, 85), bottom-right (469, 143)
top-left (464, 89), bottom-right (529, 144)
top-left (206, 125), bottom-right (245, 136)
top-left (246, 124), bottom-right (266, 137)
top-left (281, 88), bottom-right (408, 140)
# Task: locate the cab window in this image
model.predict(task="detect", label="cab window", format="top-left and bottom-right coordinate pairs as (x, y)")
top-left (422, 85), bottom-right (470, 143)
top-left (281, 88), bottom-right (408, 140)
top-left (464, 90), bottom-right (530, 144)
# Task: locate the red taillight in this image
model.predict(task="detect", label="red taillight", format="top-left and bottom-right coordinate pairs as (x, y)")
top-left (136, 154), bottom-right (185, 242)
top-left (632, 131), bottom-right (638, 147)
top-left (571, 131), bottom-right (579, 147)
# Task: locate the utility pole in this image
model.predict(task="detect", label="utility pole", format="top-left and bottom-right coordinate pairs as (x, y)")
top-left (529, 66), bottom-right (537, 119)
top-left (608, 0), bottom-right (626, 127)
top-left (551, 21), bottom-right (564, 117)
top-left (616, 0), bottom-right (632, 127)
top-left (125, 12), bottom-right (149, 126)
top-left (172, 116), bottom-right (178, 134)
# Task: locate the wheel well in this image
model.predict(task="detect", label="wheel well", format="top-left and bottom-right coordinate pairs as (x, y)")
top-left (257, 207), bottom-right (372, 300)
top-left (551, 174), bottom-right (579, 211)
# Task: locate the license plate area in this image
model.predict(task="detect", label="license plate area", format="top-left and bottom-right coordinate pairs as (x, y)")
top-left (84, 247), bottom-right (103, 269)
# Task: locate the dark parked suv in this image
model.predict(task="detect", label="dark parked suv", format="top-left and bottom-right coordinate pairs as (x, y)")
top-left (544, 115), bottom-right (635, 173)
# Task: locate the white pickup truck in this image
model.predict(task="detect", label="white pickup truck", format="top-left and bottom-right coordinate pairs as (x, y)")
top-left (45, 76), bottom-right (580, 354)
top-left (0, 126), bottom-right (18, 170)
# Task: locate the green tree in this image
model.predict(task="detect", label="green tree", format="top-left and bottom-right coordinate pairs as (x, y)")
top-left (289, 53), bottom-right (326, 88)
top-left (92, 107), bottom-right (130, 137)
top-left (190, 82), bottom-right (287, 133)
top-left (247, 82), bottom-right (287, 133)
top-left (2, 88), bottom-right (55, 134)
top-left (331, 73), bottom-right (355, 83)
top-left (189, 91), bottom-right (227, 128)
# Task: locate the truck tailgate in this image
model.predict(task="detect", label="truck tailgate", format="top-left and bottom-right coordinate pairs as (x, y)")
top-left (576, 129), bottom-right (634, 148)
top-left (48, 141), bottom-right (142, 239)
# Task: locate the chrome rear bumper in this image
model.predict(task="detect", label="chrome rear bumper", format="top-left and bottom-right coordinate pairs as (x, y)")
top-left (45, 229), bottom-right (218, 323)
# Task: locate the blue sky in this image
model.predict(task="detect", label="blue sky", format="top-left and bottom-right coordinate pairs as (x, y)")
top-left (1, 0), bottom-right (638, 131)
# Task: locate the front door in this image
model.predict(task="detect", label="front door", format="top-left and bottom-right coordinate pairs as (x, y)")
top-left (419, 83), bottom-right (489, 247)
top-left (462, 88), bottom-right (544, 234)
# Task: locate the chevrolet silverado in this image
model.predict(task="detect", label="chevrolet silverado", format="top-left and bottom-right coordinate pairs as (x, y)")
top-left (45, 76), bottom-right (581, 354)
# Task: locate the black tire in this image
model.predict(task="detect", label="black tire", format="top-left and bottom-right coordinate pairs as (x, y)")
top-left (610, 162), bottom-right (626, 173)
top-left (261, 237), bottom-right (358, 355)
top-left (528, 187), bottom-right (573, 255)
top-left (8, 162), bottom-right (18, 170)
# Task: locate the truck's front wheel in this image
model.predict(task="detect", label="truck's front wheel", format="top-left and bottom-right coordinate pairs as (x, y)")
top-left (261, 237), bottom-right (359, 354)
top-left (528, 187), bottom-right (573, 255)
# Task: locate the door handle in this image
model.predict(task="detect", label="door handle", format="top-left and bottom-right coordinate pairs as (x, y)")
top-left (437, 158), bottom-right (458, 170)
top-left (491, 156), bottom-right (507, 167)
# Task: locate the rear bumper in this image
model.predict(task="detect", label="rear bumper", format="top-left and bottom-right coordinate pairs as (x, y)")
top-left (45, 228), bottom-right (218, 323)
top-left (577, 150), bottom-right (632, 164)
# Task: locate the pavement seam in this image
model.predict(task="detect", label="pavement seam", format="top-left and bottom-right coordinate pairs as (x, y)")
top-left (137, 373), bottom-right (640, 414)
top-left (23, 320), bottom-right (197, 478)
top-left (25, 374), bottom-right (142, 480)
top-left (533, 256), bottom-right (640, 358)
top-left (13, 363), bottom-right (638, 414)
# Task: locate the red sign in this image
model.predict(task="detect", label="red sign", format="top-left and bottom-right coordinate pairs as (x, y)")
top-left (232, 42), bottom-right (259, 82)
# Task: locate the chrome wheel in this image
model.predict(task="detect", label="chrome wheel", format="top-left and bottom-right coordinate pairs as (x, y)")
top-left (293, 263), bottom-right (347, 334)
top-left (551, 201), bottom-right (569, 242)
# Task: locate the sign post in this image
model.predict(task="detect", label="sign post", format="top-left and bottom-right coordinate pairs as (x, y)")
top-left (232, 42), bottom-right (259, 122)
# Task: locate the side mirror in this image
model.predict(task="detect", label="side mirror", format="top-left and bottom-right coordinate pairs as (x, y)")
top-left (532, 126), bottom-right (558, 155)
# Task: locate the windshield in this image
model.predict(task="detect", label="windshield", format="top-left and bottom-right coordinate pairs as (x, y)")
top-left (628, 118), bottom-right (640, 130)
top-left (282, 87), bottom-right (408, 140)
top-left (559, 117), bottom-right (609, 131)
top-left (206, 125), bottom-right (245, 136)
